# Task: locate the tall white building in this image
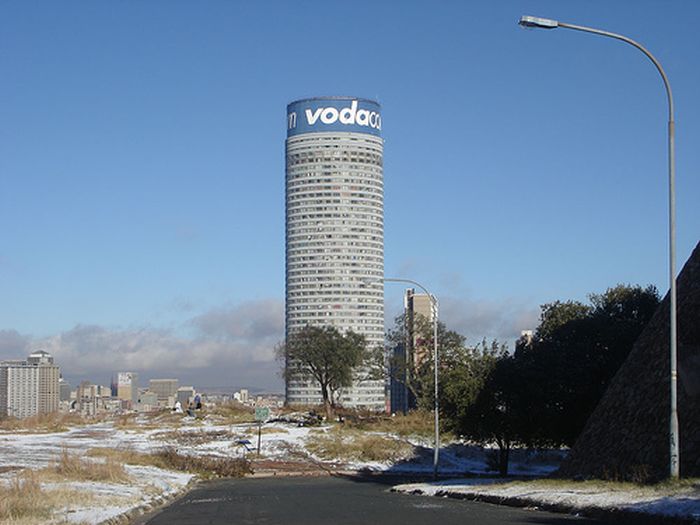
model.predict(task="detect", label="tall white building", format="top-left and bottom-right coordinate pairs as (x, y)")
top-left (117, 372), bottom-right (139, 404)
top-left (285, 97), bottom-right (385, 410)
top-left (0, 351), bottom-right (60, 419)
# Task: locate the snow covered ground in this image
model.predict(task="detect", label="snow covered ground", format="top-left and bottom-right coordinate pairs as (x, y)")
top-left (0, 415), bottom-right (337, 524)
top-left (393, 478), bottom-right (700, 523)
top-left (0, 420), bottom-right (196, 524)
top-left (2, 413), bottom-right (697, 524)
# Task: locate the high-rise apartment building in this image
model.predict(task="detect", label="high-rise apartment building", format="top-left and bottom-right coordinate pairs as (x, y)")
top-left (389, 289), bottom-right (437, 414)
top-left (405, 289), bottom-right (436, 369)
top-left (0, 351), bottom-right (60, 419)
top-left (285, 97), bottom-right (385, 410)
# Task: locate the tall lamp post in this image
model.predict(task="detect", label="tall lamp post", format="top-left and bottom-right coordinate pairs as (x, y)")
top-left (519, 15), bottom-right (679, 479)
top-left (371, 277), bottom-right (440, 480)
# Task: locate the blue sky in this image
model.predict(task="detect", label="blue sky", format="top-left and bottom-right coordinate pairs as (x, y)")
top-left (2, 1), bottom-right (699, 390)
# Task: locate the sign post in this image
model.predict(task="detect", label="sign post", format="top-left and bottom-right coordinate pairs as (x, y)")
top-left (254, 407), bottom-right (270, 457)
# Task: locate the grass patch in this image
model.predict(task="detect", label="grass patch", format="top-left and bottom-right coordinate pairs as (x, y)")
top-left (152, 428), bottom-right (240, 446)
top-left (113, 413), bottom-right (142, 430)
top-left (305, 427), bottom-right (415, 463)
top-left (0, 412), bottom-right (86, 433)
top-left (42, 448), bottom-right (131, 483)
top-left (0, 469), bottom-right (96, 524)
top-left (146, 410), bottom-right (190, 426)
top-left (0, 470), bottom-right (53, 522)
top-left (204, 401), bottom-right (255, 424)
top-left (89, 447), bottom-right (252, 479)
top-left (112, 410), bottom-right (192, 432)
top-left (493, 477), bottom-right (700, 496)
top-left (242, 426), bottom-right (289, 436)
top-left (340, 409), bottom-right (438, 439)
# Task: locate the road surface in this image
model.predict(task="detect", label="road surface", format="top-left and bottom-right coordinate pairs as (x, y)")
top-left (140, 475), bottom-right (611, 525)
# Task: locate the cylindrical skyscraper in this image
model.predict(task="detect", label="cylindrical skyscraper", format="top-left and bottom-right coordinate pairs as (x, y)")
top-left (285, 97), bottom-right (385, 410)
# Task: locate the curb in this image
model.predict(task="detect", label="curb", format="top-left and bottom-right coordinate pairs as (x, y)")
top-left (391, 486), bottom-right (700, 525)
top-left (100, 478), bottom-right (199, 525)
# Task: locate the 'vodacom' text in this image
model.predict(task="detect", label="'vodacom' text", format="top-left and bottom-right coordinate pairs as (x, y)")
top-left (303, 100), bottom-right (381, 130)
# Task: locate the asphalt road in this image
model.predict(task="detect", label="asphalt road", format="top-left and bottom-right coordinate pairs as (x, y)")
top-left (140, 475), bottom-right (611, 525)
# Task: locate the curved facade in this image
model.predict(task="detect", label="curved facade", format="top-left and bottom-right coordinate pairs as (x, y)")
top-left (285, 97), bottom-right (385, 410)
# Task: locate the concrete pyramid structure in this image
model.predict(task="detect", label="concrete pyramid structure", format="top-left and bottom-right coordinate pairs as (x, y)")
top-left (559, 241), bottom-right (700, 481)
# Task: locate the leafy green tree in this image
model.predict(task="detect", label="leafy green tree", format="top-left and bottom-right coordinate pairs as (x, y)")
top-left (387, 313), bottom-right (467, 411)
top-left (441, 283), bottom-right (659, 475)
top-left (278, 325), bottom-right (370, 419)
top-left (440, 340), bottom-right (515, 475)
top-left (514, 284), bottom-right (660, 446)
top-left (535, 300), bottom-right (590, 342)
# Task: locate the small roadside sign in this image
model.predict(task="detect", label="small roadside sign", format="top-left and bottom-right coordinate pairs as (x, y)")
top-left (255, 407), bottom-right (270, 422)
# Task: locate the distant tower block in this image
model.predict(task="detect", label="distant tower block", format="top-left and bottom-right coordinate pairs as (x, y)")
top-left (285, 97), bottom-right (385, 410)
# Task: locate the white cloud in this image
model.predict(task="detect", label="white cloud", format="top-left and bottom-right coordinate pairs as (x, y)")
top-left (4, 299), bottom-right (286, 391)
top-left (0, 329), bottom-right (30, 358)
top-left (191, 299), bottom-right (284, 345)
top-left (439, 295), bottom-right (540, 346)
top-left (2, 294), bottom-right (537, 389)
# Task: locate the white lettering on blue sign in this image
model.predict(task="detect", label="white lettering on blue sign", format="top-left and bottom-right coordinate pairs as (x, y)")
top-left (302, 100), bottom-right (381, 131)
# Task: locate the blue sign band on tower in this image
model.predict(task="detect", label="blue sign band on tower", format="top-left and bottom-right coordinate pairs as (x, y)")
top-left (287, 98), bottom-right (381, 137)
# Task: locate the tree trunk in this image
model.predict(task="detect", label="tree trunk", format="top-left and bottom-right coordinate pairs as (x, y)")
top-left (498, 443), bottom-right (510, 477)
top-left (321, 385), bottom-right (333, 421)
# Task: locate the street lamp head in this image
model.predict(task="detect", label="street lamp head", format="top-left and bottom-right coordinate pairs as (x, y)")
top-left (519, 15), bottom-right (559, 29)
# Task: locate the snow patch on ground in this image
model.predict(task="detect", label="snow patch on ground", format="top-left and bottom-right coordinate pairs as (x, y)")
top-left (393, 478), bottom-right (700, 521)
top-left (3, 416), bottom-right (698, 523)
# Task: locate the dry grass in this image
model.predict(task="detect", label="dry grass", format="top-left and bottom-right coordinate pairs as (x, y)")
top-left (343, 410), bottom-right (435, 438)
top-left (42, 448), bottom-right (130, 483)
top-left (112, 410), bottom-right (191, 432)
top-left (489, 477), bottom-right (700, 498)
top-left (152, 428), bottom-right (240, 446)
top-left (0, 469), bottom-right (95, 524)
top-left (113, 413), bottom-right (142, 429)
top-left (88, 446), bottom-right (252, 479)
top-left (305, 427), bottom-right (415, 463)
top-left (0, 412), bottom-right (86, 433)
top-left (204, 401), bottom-right (255, 424)
top-left (0, 470), bottom-right (52, 522)
top-left (147, 410), bottom-right (189, 426)
top-left (242, 426), bottom-right (289, 436)
top-left (280, 403), bottom-right (326, 415)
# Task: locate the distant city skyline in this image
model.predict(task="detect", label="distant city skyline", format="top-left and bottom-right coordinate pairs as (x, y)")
top-left (2, 1), bottom-right (699, 390)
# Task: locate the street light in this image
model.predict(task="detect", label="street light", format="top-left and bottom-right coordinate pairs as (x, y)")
top-left (519, 15), bottom-right (679, 479)
top-left (366, 276), bottom-right (440, 480)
